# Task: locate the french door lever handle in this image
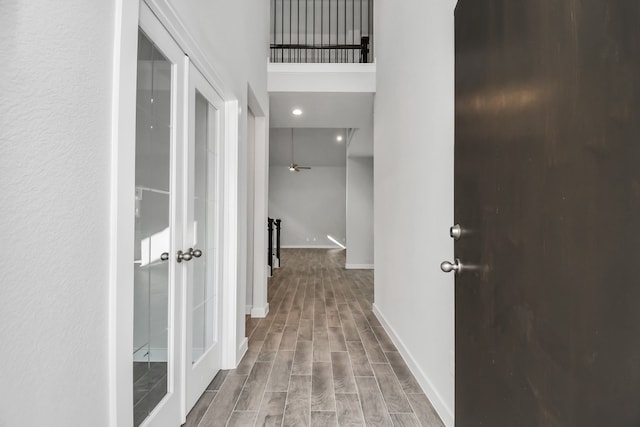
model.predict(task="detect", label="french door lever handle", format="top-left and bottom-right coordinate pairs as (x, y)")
top-left (440, 259), bottom-right (462, 274)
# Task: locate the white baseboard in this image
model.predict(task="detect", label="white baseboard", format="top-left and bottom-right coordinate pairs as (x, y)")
top-left (281, 245), bottom-right (342, 249)
top-left (345, 263), bottom-right (374, 270)
top-left (245, 305), bottom-right (252, 315)
top-left (236, 337), bottom-right (248, 366)
top-left (251, 303), bottom-right (269, 318)
top-left (372, 304), bottom-right (454, 427)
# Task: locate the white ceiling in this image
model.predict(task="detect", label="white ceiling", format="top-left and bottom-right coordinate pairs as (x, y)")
top-left (269, 92), bottom-right (374, 129)
top-left (270, 128), bottom-right (347, 167)
top-left (269, 91), bottom-right (374, 162)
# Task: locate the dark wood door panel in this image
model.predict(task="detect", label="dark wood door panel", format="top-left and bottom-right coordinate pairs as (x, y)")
top-left (455, 1), bottom-right (640, 425)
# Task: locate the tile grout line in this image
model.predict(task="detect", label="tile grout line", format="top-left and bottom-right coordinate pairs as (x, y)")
top-left (331, 270), bottom-right (366, 427)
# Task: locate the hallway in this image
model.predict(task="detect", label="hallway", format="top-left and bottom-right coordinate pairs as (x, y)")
top-left (185, 249), bottom-right (443, 427)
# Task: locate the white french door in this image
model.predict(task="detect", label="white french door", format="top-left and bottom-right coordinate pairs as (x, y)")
top-left (133, 4), bottom-right (185, 427)
top-left (133, 3), bottom-right (224, 427)
top-left (182, 63), bottom-right (224, 413)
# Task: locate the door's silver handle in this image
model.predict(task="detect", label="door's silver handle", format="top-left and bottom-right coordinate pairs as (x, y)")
top-left (160, 252), bottom-right (169, 261)
top-left (190, 248), bottom-right (202, 258)
top-left (450, 224), bottom-right (462, 240)
top-left (177, 250), bottom-right (192, 263)
top-left (441, 259), bottom-right (462, 274)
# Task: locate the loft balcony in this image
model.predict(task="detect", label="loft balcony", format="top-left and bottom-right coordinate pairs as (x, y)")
top-left (270, 0), bottom-right (373, 64)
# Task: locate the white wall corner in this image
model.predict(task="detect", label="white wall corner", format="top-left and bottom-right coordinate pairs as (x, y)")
top-left (345, 264), bottom-right (374, 270)
top-left (372, 304), bottom-right (454, 427)
top-left (251, 303), bottom-right (270, 319)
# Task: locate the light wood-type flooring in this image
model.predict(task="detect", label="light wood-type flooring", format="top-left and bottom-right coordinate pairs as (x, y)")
top-left (184, 248), bottom-right (444, 427)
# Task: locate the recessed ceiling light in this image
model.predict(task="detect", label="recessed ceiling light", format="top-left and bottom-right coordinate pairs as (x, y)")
top-left (292, 108), bottom-right (303, 116)
top-left (336, 135), bottom-right (343, 142)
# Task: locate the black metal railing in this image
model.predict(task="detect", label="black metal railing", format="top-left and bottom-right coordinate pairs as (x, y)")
top-left (270, 0), bottom-right (373, 63)
top-left (268, 218), bottom-right (282, 276)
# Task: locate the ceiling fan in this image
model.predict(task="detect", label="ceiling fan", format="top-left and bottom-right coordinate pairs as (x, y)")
top-left (288, 128), bottom-right (311, 172)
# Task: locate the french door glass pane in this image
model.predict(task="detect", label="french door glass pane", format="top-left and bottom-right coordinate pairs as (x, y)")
top-left (192, 92), bottom-right (215, 363)
top-left (133, 29), bottom-right (172, 427)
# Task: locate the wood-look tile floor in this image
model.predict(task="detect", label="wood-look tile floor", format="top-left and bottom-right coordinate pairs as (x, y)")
top-left (184, 249), bottom-right (444, 427)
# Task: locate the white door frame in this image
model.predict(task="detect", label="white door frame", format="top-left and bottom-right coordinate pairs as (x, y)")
top-left (137, 4), bottom-right (187, 426)
top-left (109, 1), bottom-right (240, 426)
top-left (247, 87), bottom-right (270, 318)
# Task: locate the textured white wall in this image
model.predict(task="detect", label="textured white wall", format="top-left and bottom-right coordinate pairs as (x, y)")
top-left (0, 1), bottom-right (114, 425)
top-left (269, 167), bottom-right (346, 248)
top-left (346, 156), bottom-right (374, 267)
top-left (374, 1), bottom-right (456, 425)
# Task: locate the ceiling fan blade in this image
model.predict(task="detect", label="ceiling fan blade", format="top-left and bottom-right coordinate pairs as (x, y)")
top-left (289, 131), bottom-right (311, 171)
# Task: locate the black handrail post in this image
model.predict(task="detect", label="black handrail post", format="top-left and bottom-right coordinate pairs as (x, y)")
top-left (268, 217), bottom-right (274, 276)
top-left (275, 219), bottom-right (282, 268)
top-left (360, 36), bottom-right (369, 63)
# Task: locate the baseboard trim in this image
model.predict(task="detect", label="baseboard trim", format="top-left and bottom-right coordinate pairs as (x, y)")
top-left (251, 303), bottom-right (269, 318)
top-left (345, 263), bottom-right (374, 270)
top-left (245, 305), bottom-right (252, 315)
top-left (281, 245), bottom-right (343, 249)
top-left (236, 337), bottom-right (248, 366)
top-left (372, 304), bottom-right (454, 427)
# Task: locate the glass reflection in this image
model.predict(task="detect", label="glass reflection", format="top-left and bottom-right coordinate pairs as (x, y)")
top-left (133, 29), bottom-right (171, 427)
top-left (192, 92), bottom-right (216, 363)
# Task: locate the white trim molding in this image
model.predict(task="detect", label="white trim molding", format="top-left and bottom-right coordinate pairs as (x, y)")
top-left (221, 100), bottom-right (240, 370)
top-left (144, 0), bottom-right (226, 98)
top-left (250, 303), bottom-right (270, 319)
top-left (248, 88), bottom-right (270, 330)
top-left (108, 1), bottom-right (140, 426)
top-left (372, 304), bottom-right (454, 427)
top-left (345, 264), bottom-right (374, 270)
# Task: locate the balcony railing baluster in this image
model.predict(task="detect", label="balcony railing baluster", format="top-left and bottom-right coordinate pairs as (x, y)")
top-left (270, 0), bottom-right (372, 63)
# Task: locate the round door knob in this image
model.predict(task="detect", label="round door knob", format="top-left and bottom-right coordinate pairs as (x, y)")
top-left (190, 248), bottom-right (202, 258)
top-left (177, 250), bottom-right (192, 263)
top-left (441, 259), bottom-right (462, 274)
top-left (160, 252), bottom-right (169, 261)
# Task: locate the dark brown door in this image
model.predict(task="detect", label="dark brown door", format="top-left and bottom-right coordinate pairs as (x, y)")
top-left (453, 1), bottom-right (640, 425)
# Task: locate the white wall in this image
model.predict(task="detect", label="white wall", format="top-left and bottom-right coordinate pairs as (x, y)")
top-left (346, 156), bottom-right (374, 268)
top-left (373, 1), bottom-right (456, 426)
top-left (269, 167), bottom-right (346, 248)
top-left (0, 0), bottom-right (269, 425)
top-left (0, 1), bottom-right (114, 425)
